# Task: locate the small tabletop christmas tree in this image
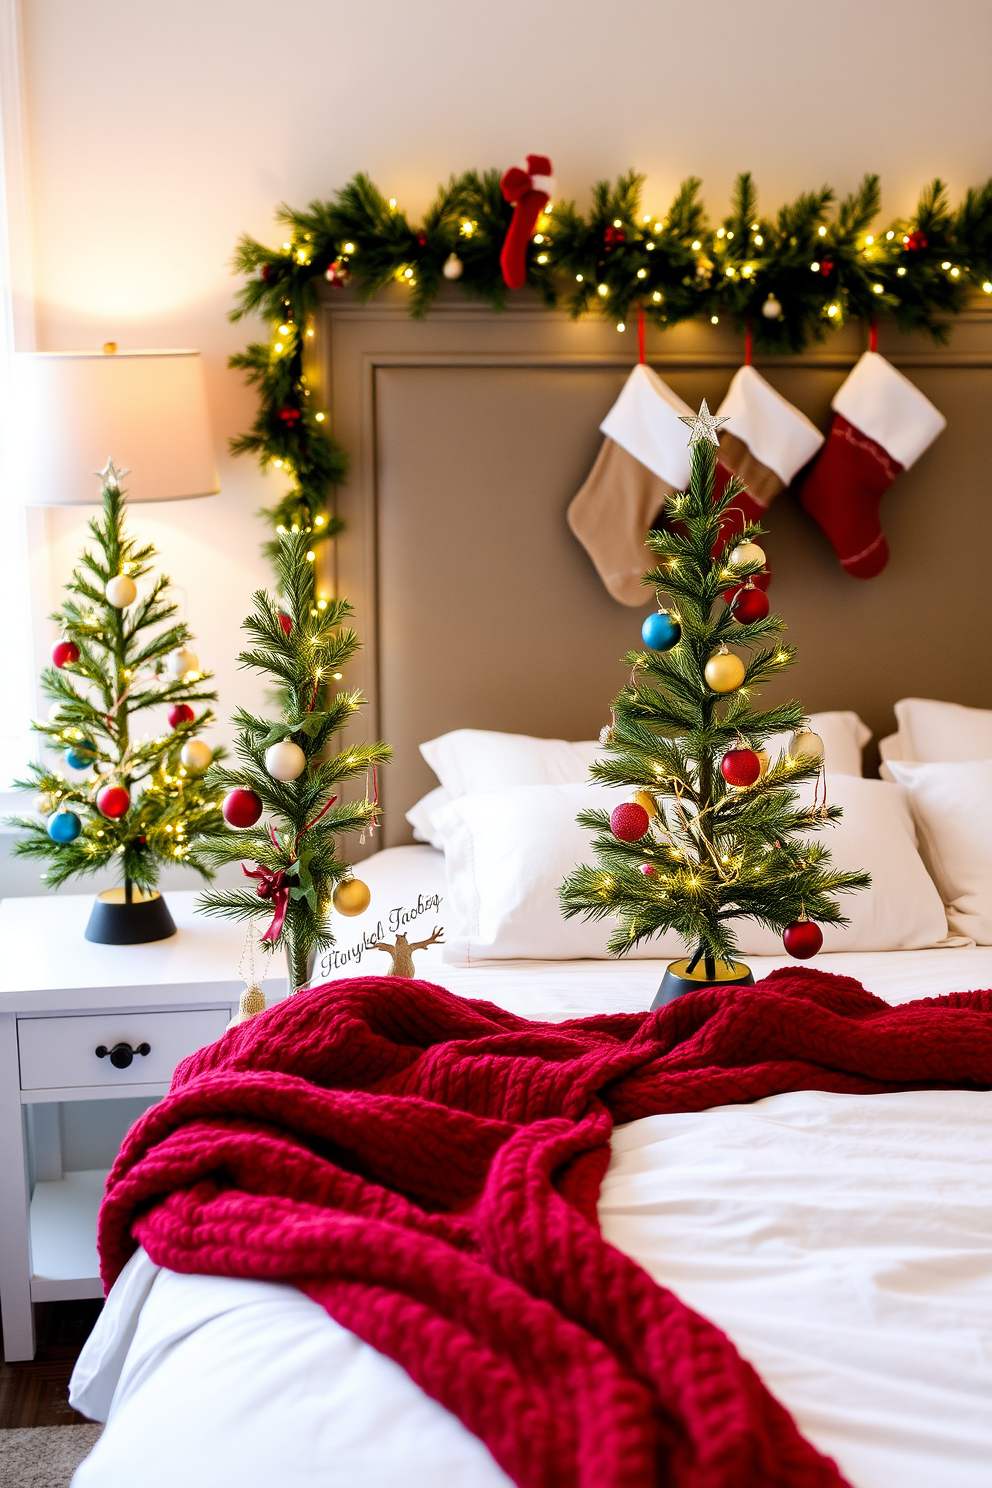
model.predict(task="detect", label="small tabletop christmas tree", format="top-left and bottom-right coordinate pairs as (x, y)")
top-left (11, 462), bottom-right (222, 942)
top-left (560, 403), bottom-right (869, 1002)
top-left (197, 529), bottom-right (391, 992)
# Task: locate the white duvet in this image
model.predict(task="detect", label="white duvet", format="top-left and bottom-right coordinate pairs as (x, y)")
top-left (69, 848), bottom-right (992, 1488)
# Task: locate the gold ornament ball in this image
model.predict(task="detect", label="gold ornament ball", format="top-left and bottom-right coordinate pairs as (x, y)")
top-left (333, 877), bottom-right (371, 917)
top-left (705, 649), bottom-right (746, 693)
top-left (632, 789), bottom-right (659, 818)
top-left (442, 252), bottom-right (464, 281)
top-left (730, 541), bottom-right (766, 570)
top-left (35, 792), bottom-right (56, 816)
top-left (755, 748), bottom-right (770, 776)
top-left (105, 574), bottom-right (137, 609)
top-left (264, 739), bottom-right (307, 782)
top-left (180, 737), bottom-right (213, 773)
top-left (789, 730), bottom-right (825, 763)
top-left (168, 647), bottom-right (199, 678)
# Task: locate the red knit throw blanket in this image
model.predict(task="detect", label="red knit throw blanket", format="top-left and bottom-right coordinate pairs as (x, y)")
top-left (99, 969), bottom-right (992, 1488)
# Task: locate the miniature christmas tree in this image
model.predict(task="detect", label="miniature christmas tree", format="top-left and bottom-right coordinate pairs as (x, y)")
top-left (560, 404), bottom-right (869, 995)
top-left (11, 463), bottom-right (223, 938)
top-left (196, 529), bottom-right (391, 991)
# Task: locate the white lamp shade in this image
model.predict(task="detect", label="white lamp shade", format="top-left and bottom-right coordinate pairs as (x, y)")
top-left (10, 349), bottom-right (220, 504)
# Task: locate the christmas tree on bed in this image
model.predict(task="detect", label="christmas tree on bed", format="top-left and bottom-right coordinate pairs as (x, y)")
top-left (560, 402), bottom-right (869, 1005)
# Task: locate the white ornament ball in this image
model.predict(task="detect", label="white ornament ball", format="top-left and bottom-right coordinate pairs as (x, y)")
top-left (442, 252), bottom-right (464, 281)
top-left (105, 574), bottom-right (137, 608)
top-left (265, 739), bottom-right (306, 782)
top-left (789, 730), bottom-right (825, 763)
top-left (168, 647), bottom-right (199, 678)
top-left (730, 541), bottom-right (766, 570)
top-left (180, 737), bottom-right (213, 772)
top-left (761, 295), bottom-right (783, 320)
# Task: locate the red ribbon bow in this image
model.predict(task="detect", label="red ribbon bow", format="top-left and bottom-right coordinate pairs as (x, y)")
top-left (500, 154), bottom-right (554, 205)
top-left (243, 862), bottom-right (292, 944)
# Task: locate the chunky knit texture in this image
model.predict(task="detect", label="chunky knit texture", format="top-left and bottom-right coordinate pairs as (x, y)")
top-left (99, 969), bottom-right (992, 1488)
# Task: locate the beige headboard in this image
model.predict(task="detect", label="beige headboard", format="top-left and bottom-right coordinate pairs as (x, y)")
top-left (317, 287), bottom-right (992, 849)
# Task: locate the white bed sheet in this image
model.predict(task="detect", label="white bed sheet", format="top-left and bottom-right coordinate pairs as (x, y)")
top-left (69, 846), bottom-right (992, 1487)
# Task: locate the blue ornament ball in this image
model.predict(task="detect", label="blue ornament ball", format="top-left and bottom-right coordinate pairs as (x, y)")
top-left (641, 610), bottom-right (681, 652)
top-left (47, 809), bottom-right (81, 843)
top-left (64, 737), bottom-right (97, 771)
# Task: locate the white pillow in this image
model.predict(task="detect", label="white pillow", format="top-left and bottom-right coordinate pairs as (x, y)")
top-left (434, 775), bottom-right (952, 963)
top-left (406, 786), bottom-right (451, 849)
top-left (763, 711), bottom-right (871, 777)
top-left (420, 729), bottom-right (601, 799)
top-left (886, 761), bottom-right (992, 944)
top-left (734, 775), bottom-right (955, 954)
top-left (433, 782), bottom-right (683, 962)
top-left (894, 699), bottom-right (992, 763)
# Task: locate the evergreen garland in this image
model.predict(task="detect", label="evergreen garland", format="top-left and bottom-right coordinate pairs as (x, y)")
top-left (230, 166), bottom-right (992, 545)
top-left (559, 433), bottom-right (870, 965)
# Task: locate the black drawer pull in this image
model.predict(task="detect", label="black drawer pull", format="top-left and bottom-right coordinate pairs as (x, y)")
top-left (95, 1041), bottom-right (151, 1070)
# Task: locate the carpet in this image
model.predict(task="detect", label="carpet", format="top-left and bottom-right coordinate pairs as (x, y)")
top-left (0, 1425), bottom-right (102, 1487)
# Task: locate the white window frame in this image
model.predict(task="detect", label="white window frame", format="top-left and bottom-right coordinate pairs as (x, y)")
top-left (0, 0), bottom-right (52, 809)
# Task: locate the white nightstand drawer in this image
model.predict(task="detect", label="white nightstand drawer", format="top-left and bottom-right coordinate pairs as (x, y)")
top-left (17, 1009), bottom-right (229, 1092)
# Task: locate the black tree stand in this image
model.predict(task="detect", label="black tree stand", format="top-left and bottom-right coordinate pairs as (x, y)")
top-left (651, 943), bottom-right (754, 1010)
top-left (85, 879), bottom-right (177, 945)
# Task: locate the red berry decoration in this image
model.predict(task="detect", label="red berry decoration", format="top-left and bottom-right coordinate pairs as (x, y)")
top-left (729, 585), bottom-right (770, 624)
top-left (52, 640), bottom-right (80, 668)
top-left (818, 259), bottom-right (834, 276)
top-left (783, 919), bottom-right (823, 959)
top-left (610, 802), bottom-right (650, 842)
top-left (168, 703), bottom-right (195, 729)
top-left (97, 784), bottom-right (130, 819)
top-left (904, 230), bottom-right (927, 252)
top-left (223, 788), bottom-right (263, 829)
top-left (277, 406), bottom-right (301, 426)
top-left (416, 230), bottom-right (428, 246)
top-left (720, 748), bottom-right (762, 788)
top-left (278, 611), bottom-right (292, 635)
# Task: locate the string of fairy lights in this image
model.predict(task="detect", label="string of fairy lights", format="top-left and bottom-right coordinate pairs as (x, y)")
top-left (227, 166), bottom-right (992, 547)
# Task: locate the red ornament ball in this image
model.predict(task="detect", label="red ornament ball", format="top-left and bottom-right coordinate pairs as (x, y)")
top-left (819, 259), bottom-right (834, 276)
top-left (720, 748), bottom-right (762, 788)
top-left (97, 784), bottom-right (130, 820)
top-left (610, 802), bottom-right (650, 842)
top-left (168, 703), bottom-right (195, 729)
top-left (223, 788), bottom-right (264, 829)
top-left (904, 230), bottom-right (928, 252)
top-left (278, 611), bottom-right (292, 635)
top-left (416, 230), bottom-right (428, 246)
top-left (729, 585), bottom-right (770, 624)
top-left (52, 640), bottom-right (80, 668)
top-left (783, 919), bottom-right (823, 959)
top-left (261, 263), bottom-right (273, 283)
top-left (277, 406), bottom-right (301, 426)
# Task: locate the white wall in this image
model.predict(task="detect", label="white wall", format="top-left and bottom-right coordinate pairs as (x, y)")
top-left (17, 0), bottom-right (992, 747)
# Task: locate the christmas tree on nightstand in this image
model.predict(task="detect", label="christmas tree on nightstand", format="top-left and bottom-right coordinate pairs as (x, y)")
top-left (196, 528), bottom-right (391, 994)
top-left (560, 403), bottom-right (869, 1007)
top-left (11, 462), bottom-right (223, 943)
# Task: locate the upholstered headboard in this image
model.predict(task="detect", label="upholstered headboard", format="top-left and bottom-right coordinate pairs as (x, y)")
top-left (316, 287), bottom-right (992, 848)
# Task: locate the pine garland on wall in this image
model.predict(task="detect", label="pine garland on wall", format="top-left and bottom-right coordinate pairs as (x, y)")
top-left (229, 166), bottom-right (992, 548)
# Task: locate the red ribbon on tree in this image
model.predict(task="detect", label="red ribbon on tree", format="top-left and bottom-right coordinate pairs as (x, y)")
top-left (243, 862), bottom-right (292, 944)
top-left (499, 154), bottom-right (555, 291)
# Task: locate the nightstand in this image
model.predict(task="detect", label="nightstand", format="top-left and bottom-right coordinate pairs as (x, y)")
top-left (0, 890), bottom-right (286, 1361)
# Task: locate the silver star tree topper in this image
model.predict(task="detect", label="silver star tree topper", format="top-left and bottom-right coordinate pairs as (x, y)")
top-left (679, 399), bottom-right (729, 448)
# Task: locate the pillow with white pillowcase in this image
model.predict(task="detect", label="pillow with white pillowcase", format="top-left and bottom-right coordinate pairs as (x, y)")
top-left (432, 773), bottom-right (949, 963)
top-left (885, 761), bottom-right (992, 944)
top-left (892, 699), bottom-right (992, 762)
top-left (407, 715), bottom-right (871, 846)
top-left (432, 781), bottom-right (684, 962)
top-left (733, 775), bottom-right (955, 954)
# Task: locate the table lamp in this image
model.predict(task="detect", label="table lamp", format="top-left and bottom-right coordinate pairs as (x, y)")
top-left (10, 345), bottom-right (219, 504)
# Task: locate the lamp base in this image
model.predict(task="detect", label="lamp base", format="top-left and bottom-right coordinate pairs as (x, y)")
top-left (650, 956), bottom-right (754, 1011)
top-left (85, 887), bottom-right (177, 945)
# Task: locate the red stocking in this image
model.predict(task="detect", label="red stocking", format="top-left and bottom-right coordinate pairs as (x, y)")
top-left (499, 155), bottom-right (554, 291)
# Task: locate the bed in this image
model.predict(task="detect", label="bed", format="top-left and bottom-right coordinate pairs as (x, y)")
top-left (67, 297), bottom-right (992, 1486)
